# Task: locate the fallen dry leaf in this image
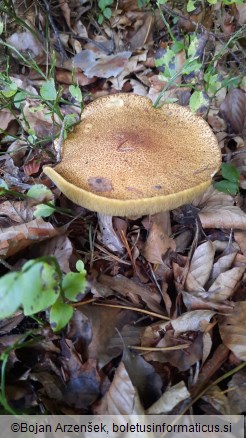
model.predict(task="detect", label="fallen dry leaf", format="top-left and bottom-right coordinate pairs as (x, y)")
top-left (28, 235), bottom-right (73, 273)
top-left (219, 301), bottom-right (246, 360)
top-left (220, 88), bottom-right (246, 133)
top-left (96, 361), bottom-right (144, 415)
top-left (0, 109), bottom-right (16, 131)
top-left (147, 381), bottom-right (190, 414)
top-left (73, 50), bottom-right (132, 78)
top-left (199, 206), bottom-right (246, 229)
top-left (0, 200), bottom-right (34, 225)
top-left (185, 241), bottom-right (215, 292)
top-left (208, 266), bottom-right (245, 302)
top-left (202, 384), bottom-right (232, 415)
top-left (0, 217), bottom-right (59, 258)
top-left (142, 214), bottom-right (176, 265)
top-left (7, 30), bottom-right (44, 60)
top-left (22, 100), bottom-right (61, 137)
top-left (171, 310), bottom-right (216, 335)
top-left (228, 369), bottom-right (246, 414)
top-left (97, 274), bottom-right (163, 314)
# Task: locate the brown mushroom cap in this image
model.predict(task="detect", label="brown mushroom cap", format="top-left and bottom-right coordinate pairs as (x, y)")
top-left (43, 93), bottom-right (221, 216)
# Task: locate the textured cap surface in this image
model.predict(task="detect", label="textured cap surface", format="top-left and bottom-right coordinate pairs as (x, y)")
top-left (43, 93), bottom-right (221, 216)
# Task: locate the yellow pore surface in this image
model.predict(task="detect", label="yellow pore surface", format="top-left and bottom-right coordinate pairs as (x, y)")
top-left (43, 94), bottom-right (222, 216)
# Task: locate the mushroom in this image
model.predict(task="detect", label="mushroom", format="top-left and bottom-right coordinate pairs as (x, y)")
top-left (43, 93), bottom-right (221, 251)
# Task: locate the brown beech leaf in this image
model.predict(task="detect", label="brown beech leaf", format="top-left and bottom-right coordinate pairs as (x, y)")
top-left (97, 274), bottom-right (163, 314)
top-left (199, 206), bottom-right (246, 229)
top-left (147, 381), bottom-right (190, 414)
top-left (182, 291), bottom-right (234, 313)
top-left (202, 384), bottom-right (232, 415)
top-left (171, 310), bottom-right (216, 335)
top-left (0, 109), bottom-right (16, 131)
top-left (220, 89), bottom-right (246, 134)
top-left (0, 218), bottom-right (59, 258)
top-left (193, 186), bottom-right (234, 209)
top-left (209, 252), bottom-right (237, 285)
top-left (219, 302), bottom-right (246, 360)
top-left (73, 50), bottom-right (132, 78)
top-left (55, 69), bottom-right (96, 86)
top-left (96, 361), bottom-right (144, 414)
top-left (185, 241), bottom-right (215, 291)
top-left (0, 200), bottom-right (34, 225)
top-left (28, 235), bottom-right (73, 273)
top-left (23, 157), bottom-right (41, 175)
top-left (208, 266), bottom-right (245, 302)
top-left (228, 370), bottom-right (246, 414)
top-left (142, 219), bottom-right (176, 265)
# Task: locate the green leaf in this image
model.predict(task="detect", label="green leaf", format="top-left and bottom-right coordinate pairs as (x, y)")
top-left (0, 272), bottom-right (22, 319)
top-left (62, 270), bottom-right (86, 302)
top-left (1, 81), bottom-right (18, 98)
top-left (21, 262), bottom-right (60, 315)
top-left (14, 91), bottom-right (27, 109)
top-left (172, 41), bottom-right (185, 54)
top-left (34, 203), bottom-right (56, 218)
top-left (189, 90), bottom-right (209, 112)
top-left (182, 58), bottom-right (202, 75)
top-left (204, 72), bottom-right (221, 96)
top-left (64, 114), bottom-right (78, 130)
top-left (157, 0), bottom-right (168, 4)
top-left (27, 184), bottom-right (53, 203)
top-left (222, 0), bottom-right (243, 4)
top-left (187, 0), bottom-right (196, 12)
top-left (50, 301), bottom-right (73, 332)
top-left (0, 179), bottom-right (8, 190)
top-left (98, 13), bottom-right (104, 24)
top-left (103, 7), bottom-right (112, 19)
top-left (214, 180), bottom-right (239, 195)
top-left (155, 47), bottom-right (176, 78)
top-left (76, 260), bottom-right (86, 274)
top-left (69, 85), bottom-right (83, 102)
top-left (207, 0), bottom-right (218, 4)
top-left (98, 0), bottom-right (113, 9)
top-left (221, 163), bottom-right (240, 183)
top-left (40, 79), bottom-right (57, 101)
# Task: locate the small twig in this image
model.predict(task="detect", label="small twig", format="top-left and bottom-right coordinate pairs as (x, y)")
top-left (92, 302), bottom-right (170, 320)
top-left (128, 344), bottom-right (190, 351)
top-left (41, 0), bottom-right (68, 63)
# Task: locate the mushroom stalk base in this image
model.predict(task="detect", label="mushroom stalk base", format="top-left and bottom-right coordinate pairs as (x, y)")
top-left (97, 213), bottom-right (125, 254)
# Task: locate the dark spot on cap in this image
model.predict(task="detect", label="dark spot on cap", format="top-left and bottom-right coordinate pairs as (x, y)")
top-left (88, 177), bottom-right (113, 193)
top-left (154, 185), bottom-right (162, 190)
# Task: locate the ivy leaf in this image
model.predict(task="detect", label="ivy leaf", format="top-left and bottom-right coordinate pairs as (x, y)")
top-left (221, 163), bottom-right (240, 183)
top-left (214, 180), bottom-right (239, 195)
top-left (40, 79), bottom-right (57, 101)
top-left (21, 262), bottom-right (60, 315)
top-left (0, 272), bottom-right (22, 319)
top-left (50, 301), bottom-right (73, 332)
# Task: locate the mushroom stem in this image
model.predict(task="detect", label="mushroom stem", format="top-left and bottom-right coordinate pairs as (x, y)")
top-left (97, 213), bottom-right (124, 254)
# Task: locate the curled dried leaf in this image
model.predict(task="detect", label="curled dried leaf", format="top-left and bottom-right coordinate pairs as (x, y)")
top-left (220, 89), bottom-right (246, 134)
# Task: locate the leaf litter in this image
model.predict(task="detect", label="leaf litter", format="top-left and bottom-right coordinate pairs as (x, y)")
top-left (0, 0), bottom-right (246, 418)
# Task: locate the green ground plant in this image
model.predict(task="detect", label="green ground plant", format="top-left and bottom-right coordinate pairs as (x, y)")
top-left (0, 257), bottom-right (87, 332)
